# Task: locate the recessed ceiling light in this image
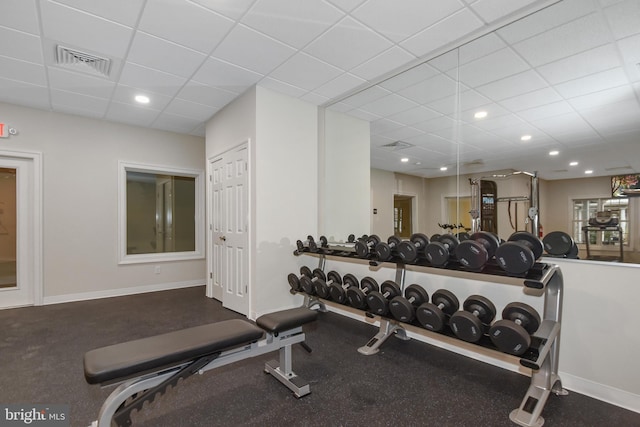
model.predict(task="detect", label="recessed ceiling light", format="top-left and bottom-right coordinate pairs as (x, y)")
top-left (440, 166), bottom-right (448, 171)
top-left (474, 111), bottom-right (488, 119)
top-left (135, 95), bottom-right (150, 104)
top-left (521, 135), bottom-right (532, 141)
top-left (585, 170), bottom-right (593, 174)
top-left (569, 161), bottom-right (579, 166)
top-left (401, 158), bottom-right (409, 163)
top-left (549, 150), bottom-right (559, 156)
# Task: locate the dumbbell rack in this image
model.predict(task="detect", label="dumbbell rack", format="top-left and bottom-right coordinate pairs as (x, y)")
top-left (293, 249), bottom-right (565, 427)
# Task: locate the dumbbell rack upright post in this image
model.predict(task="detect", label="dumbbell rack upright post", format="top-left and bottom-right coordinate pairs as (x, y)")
top-left (293, 246), bottom-right (565, 427)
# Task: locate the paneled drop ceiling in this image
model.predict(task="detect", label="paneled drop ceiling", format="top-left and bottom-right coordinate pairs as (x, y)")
top-left (1, 0), bottom-right (639, 179)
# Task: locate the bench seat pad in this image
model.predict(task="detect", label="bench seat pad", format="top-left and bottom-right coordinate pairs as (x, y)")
top-left (84, 319), bottom-right (263, 385)
top-left (256, 307), bottom-right (318, 334)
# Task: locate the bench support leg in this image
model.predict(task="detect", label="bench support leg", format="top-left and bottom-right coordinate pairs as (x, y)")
top-left (264, 344), bottom-right (311, 398)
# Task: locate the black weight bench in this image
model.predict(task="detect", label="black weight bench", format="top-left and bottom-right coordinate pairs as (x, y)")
top-left (84, 307), bottom-right (317, 427)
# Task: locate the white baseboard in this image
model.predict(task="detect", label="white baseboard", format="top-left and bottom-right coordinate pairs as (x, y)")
top-left (559, 371), bottom-right (640, 414)
top-left (42, 280), bottom-right (204, 305)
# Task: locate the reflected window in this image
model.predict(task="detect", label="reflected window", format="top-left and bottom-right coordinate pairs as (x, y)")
top-left (119, 162), bottom-right (203, 264)
top-left (572, 198), bottom-right (629, 246)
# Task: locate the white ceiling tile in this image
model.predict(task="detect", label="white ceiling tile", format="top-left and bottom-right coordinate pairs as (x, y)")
top-left (314, 73), bottom-right (366, 99)
top-left (412, 115), bottom-right (456, 133)
top-left (351, 47), bottom-right (417, 82)
top-left (579, 98), bottom-right (640, 135)
top-left (50, 89), bottom-right (109, 117)
top-left (379, 126), bottom-right (424, 141)
top-left (370, 134), bottom-right (396, 146)
top-left (555, 68), bottom-right (629, 99)
top-left (475, 69), bottom-right (549, 101)
top-left (353, 0), bottom-right (464, 43)
top-left (360, 94), bottom-right (417, 116)
top-left (516, 100), bottom-right (574, 122)
top-left (457, 47), bottom-right (530, 88)
top-left (0, 0), bottom-right (39, 34)
top-left (370, 118), bottom-right (404, 134)
top-left (163, 98), bottom-right (217, 122)
top-left (326, 0), bottom-right (367, 12)
top-left (40, 1), bottom-right (133, 59)
top-left (496, 0), bottom-right (598, 44)
top-left (257, 77), bottom-right (308, 98)
top-left (177, 81), bottom-right (238, 108)
top-left (386, 106), bottom-right (440, 126)
top-left (193, 57), bottom-right (263, 92)
top-left (138, 1), bottom-right (234, 53)
top-left (399, 73), bottom-right (458, 105)
top-left (269, 52), bottom-right (343, 91)
top-left (48, 67), bottom-right (115, 99)
top-left (190, 124), bottom-right (207, 137)
top-left (471, 112), bottom-right (524, 131)
top-left (339, 85), bottom-right (390, 107)
top-left (111, 84), bottom-right (173, 111)
top-left (604, 0), bottom-right (640, 40)
top-left (402, 133), bottom-right (456, 153)
top-left (568, 84), bottom-right (637, 111)
top-left (531, 112), bottom-right (594, 136)
top-left (0, 56), bottom-right (46, 86)
top-left (458, 32), bottom-right (507, 65)
top-left (105, 101), bottom-right (159, 127)
top-left (512, 13), bottom-right (611, 67)
top-left (460, 102), bottom-right (511, 122)
top-left (51, 0), bottom-right (146, 27)
top-left (191, 0), bottom-right (257, 21)
top-left (345, 108), bottom-right (381, 121)
top-left (536, 44), bottom-right (621, 85)
top-left (470, 0), bottom-right (545, 23)
top-left (459, 90), bottom-right (493, 112)
top-left (128, 32), bottom-right (207, 78)
top-left (401, 8), bottom-right (484, 57)
top-left (326, 101), bottom-right (353, 113)
top-left (211, 25), bottom-right (296, 75)
top-left (119, 62), bottom-right (187, 98)
top-left (304, 16), bottom-right (393, 70)
top-left (616, 33), bottom-right (640, 65)
top-left (427, 50), bottom-right (459, 72)
top-left (0, 27), bottom-right (43, 64)
top-left (499, 87), bottom-right (563, 112)
top-left (241, 0), bottom-right (343, 49)
top-left (378, 62), bottom-right (440, 92)
top-left (0, 77), bottom-right (50, 110)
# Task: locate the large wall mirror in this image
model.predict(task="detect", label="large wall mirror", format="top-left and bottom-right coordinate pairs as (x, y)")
top-left (325, 0), bottom-right (640, 264)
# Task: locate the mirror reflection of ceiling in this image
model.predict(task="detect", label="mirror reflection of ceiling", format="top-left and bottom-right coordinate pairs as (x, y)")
top-left (327, 0), bottom-right (640, 180)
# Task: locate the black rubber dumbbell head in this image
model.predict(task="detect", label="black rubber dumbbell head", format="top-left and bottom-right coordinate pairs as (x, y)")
top-left (397, 233), bottom-right (430, 263)
top-left (374, 236), bottom-right (401, 261)
top-left (425, 234), bottom-right (460, 267)
top-left (354, 235), bottom-right (381, 258)
top-left (366, 280), bottom-right (402, 316)
top-left (489, 302), bottom-right (541, 356)
top-left (389, 284), bottom-right (429, 322)
top-left (449, 295), bottom-right (496, 343)
top-left (299, 268), bottom-right (327, 295)
top-left (314, 270), bottom-right (340, 299)
top-left (542, 231), bottom-right (575, 256)
top-left (495, 231), bottom-right (543, 275)
top-left (454, 231), bottom-right (500, 271)
top-left (287, 266), bottom-right (313, 291)
top-left (346, 276), bottom-right (379, 309)
top-left (329, 273), bottom-right (358, 304)
top-left (415, 289), bottom-right (459, 331)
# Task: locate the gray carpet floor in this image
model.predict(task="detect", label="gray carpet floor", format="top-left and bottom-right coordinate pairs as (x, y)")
top-left (1, 286), bottom-right (639, 427)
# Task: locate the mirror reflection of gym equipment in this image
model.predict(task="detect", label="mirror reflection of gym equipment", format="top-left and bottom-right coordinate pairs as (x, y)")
top-left (393, 195), bottom-right (413, 239)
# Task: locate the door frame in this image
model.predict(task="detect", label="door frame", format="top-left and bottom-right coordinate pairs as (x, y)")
top-left (206, 141), bottom-right (251, 314)
top-left (0, 149), bottom-right (43, 307)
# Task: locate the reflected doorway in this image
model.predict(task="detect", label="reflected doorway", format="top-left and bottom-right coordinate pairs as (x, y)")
top-left (394, 195), bottom-right (413, 239)
top-left (0, 167), bottom-right (16, 289)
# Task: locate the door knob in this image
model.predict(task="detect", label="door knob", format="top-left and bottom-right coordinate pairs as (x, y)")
top-left (219, 236), bottom-right (226, 241)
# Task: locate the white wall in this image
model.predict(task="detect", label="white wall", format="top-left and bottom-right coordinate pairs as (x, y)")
top-left (1, 102), bottom-right (206, 301)
top-left (322, 109), bottom-right (370, 241)
top-left (370, 168), bottom-right (394, 238)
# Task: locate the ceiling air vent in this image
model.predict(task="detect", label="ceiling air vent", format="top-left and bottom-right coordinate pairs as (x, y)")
top-left (605, 166), bottom-right (632, 172)
top-left (55, 45), bottom-right (111, 77)
top-left (381, 141), bottom-right (414, 150)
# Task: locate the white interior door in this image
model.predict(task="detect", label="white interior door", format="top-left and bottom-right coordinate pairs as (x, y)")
top-left (208, 143), bottom-right (249, 315)
top-left (0, 156), bottom-right (36, 308)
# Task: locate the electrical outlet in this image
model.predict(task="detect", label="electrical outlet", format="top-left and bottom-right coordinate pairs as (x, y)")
top-left (154, 265), bottom-right (161, 274)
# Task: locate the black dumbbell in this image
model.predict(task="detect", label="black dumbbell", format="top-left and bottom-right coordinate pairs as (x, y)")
top-left (430, 233), bottom-right (441, 241)
top-left (346, 277), bottom-right (379, 309)
top-left (317, 235), bottom-right (329, 249)
top-left (299, 268), bottom-right (327, 295)
top-left (389, 284), bottom-right (430, 323)
top-left (457, 232), bottom-right (471, 241)
top-left (543, 231), bottom-right (579, 259)
top-left (495, 231), bottom-right (544, 275)
top-left (415, 289), bottom-right (460, 332)
top-left (354, 235), bottom-right (381, 258)
top-left (366, 280), bottom-right (402, 316)
top-left (374, 236), bottom-right (402, 261)
top-left (313, 270), bottom-right (341, 299)
top-left (489, 302), bottom-right (541, 356)
top-left (287, 266), bottom-right (313, 292)
top-left (425, 234), bottom-right (460, 267)
top-left (296, 235), bottom-right (317, 252)
top-left (454, 231), bottom-right (500, 271)
top-left (397, 233), bottom-right (430, 263)
top-left (449, 295), bottom-right (496, 343)
top-left (328, 273), bottom-right (359, 304)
